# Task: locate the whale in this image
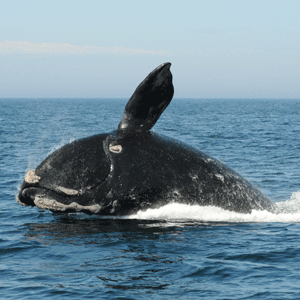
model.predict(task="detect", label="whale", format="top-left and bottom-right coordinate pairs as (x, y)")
top-left (17, 62), bottom-right (275, 215)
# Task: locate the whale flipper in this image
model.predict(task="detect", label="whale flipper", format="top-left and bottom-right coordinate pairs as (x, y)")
top-left (118, 62), bottom-right (174, 132)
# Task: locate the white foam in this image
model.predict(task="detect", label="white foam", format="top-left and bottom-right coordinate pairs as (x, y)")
top-left (128, 191), bottom-right (300, 223)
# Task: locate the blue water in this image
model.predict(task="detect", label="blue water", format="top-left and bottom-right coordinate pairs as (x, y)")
top-left (1, 98), bottom-right (300, 299)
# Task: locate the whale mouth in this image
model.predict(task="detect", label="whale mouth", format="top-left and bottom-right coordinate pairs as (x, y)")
top-left (17, 186), bottom-right (104, 214)
top-left (19, 186), bottom-right (71, 207)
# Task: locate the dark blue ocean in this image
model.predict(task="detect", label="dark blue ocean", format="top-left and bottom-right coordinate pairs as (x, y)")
top-left (1, 98), bottom-right (300, 299)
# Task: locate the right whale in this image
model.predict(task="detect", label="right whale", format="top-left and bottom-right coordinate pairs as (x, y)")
top-left (17, 63), bottom-right (275, 215)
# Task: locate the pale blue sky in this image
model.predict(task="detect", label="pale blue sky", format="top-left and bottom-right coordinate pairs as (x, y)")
top-left (1, 0), bottom-right (299, 98)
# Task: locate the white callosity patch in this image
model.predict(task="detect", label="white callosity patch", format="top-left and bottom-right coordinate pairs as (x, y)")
top-left (25, 169), bottom-right (40, 184)
top-left (33, 196), bottom-right (102, 214)
top-left (56, 186), bottom-right (79, 196)
top-left (16, 195), bottom-right (29, 207)
top-left (109, 145), bottom-right (122, 153)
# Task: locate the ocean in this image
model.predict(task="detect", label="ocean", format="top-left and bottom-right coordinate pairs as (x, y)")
top-left (1, 98), bottom-right (300, 299)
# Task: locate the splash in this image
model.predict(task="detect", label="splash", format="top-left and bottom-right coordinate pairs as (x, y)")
top-left (48, 138), bottom-right (75, 155)
top-left (129, 191), bottom-right (300, 223)
top-left (26, 138), bottom-right (75, 171)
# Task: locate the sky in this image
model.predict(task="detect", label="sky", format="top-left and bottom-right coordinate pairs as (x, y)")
top-left (1, 0), bottom-right (300, 98)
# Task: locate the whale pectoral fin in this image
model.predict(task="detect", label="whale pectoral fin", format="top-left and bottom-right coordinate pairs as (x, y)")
top-left (118, 62), bottom-right (174, 132)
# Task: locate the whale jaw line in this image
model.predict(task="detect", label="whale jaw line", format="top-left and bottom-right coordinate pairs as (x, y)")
top-left (17, 187), bottom-right (102, 215)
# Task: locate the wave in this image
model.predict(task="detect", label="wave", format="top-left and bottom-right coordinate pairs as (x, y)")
top-left (129, 191), bottom-right (300, 223)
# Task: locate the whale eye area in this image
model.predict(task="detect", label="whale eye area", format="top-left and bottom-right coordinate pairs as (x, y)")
top-left (109, 145), bottom-right (122, 153)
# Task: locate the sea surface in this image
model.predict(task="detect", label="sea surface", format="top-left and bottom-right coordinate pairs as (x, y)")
top-left (1, 98), bottom-right (300, 299)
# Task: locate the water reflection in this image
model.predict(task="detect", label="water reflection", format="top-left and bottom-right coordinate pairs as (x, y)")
top-left (19, 214), bottom-right (263, 294)
top-left (23, 213), bottom-right (241, 250)
top-left (24, 216), bottom-right (177, 245)
top-left (22, 215), bottom-right (194, 292)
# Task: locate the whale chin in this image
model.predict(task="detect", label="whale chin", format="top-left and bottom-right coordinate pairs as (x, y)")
top-left (17, 187), bottom-right (102, 215)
